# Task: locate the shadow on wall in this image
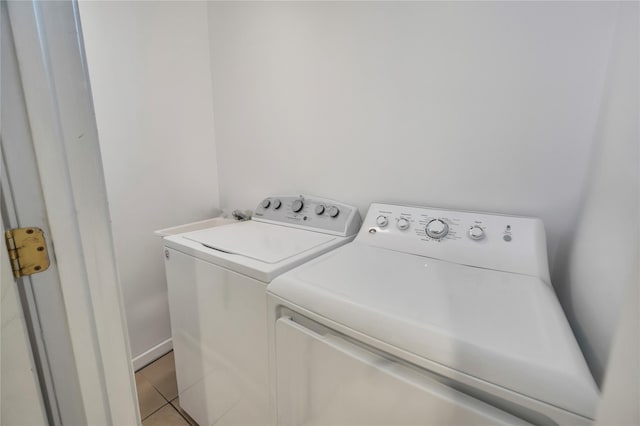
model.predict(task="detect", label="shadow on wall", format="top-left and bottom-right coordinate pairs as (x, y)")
top-left (553, 2), bottom-right (639, 387)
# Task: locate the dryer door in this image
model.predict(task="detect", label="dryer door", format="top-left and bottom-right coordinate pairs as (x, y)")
top-left (275, 316), bottom-right (529, 426)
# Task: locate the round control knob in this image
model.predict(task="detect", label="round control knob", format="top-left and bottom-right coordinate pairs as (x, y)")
top-left (315, 204), bottom-right (325, 215)
top-left (468, 225), bottom-right (485, 240)
top-left (328, 206), bottom-right (340, 218)
top-left (292, 199), bottom-right (304, 213)
top-left (261, 199), bottom-right (271, 209)
top-left (426, 219), bottom-right (449, 239)
top-left (397, 218), bottom-right (410, 230)
top-left (376, 215), bottom-right (389, 227)
top-left (272, 199), bottom-right (282, 209)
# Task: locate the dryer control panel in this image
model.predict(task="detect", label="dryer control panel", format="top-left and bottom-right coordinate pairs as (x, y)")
top-left (358, 203), bottom-right (550, 283)
top-left (253, 195), bottom-right (361, 237)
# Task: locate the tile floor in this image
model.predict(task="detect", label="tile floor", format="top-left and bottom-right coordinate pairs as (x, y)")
top-left (135, 351), bottom-right (197, 425)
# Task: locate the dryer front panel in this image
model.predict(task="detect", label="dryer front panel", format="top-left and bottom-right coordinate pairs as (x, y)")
top-left (274, 316), bottom-right (528, 426)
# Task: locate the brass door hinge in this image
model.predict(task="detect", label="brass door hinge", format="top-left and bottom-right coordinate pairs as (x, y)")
top-left (5, 227), bottom-right (50, 279)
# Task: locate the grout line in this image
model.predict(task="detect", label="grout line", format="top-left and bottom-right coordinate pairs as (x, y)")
top-left (170, 401), bottom-right (196, 426)
top-left (138, 374), bottom-right (176, 404)
top-left (149, 382), bottom-right (175, 405)
top-left (138, 352), bottom-right (178, 403)
top-left (170, 398), bottom-right (199, 426)
top-left (141, 401), bottom-right (169, 422)
top-left (136, 375), bottom-right (173, 413)
top-left (137, 352), bottom-right (185, 423)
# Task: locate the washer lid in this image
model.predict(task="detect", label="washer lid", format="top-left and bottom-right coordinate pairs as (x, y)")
top-left (182, 220), bottom-right (337, 264)
top-left (268, 243), bottom-right (600, 419)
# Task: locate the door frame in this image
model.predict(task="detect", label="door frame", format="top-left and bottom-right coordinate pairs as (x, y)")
top-left (4, 1), bottom-right (139, 424)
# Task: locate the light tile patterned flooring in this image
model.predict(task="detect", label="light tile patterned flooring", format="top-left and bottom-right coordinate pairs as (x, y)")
top-left (136, 351), bottom-right (197, 425)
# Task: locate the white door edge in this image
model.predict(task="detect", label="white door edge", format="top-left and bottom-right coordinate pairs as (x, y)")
top-left (6, 1), bottom-right (139, 424)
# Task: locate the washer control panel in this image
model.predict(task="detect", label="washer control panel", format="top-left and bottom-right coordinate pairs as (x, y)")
top-left (253, 195), bottom-right (361, 237)
top-left (359, 203), bottom-right (550, 282)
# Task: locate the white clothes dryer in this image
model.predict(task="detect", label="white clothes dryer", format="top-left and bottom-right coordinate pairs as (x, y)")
top-left (267, 203), bottom-right (599, 426)
top-left (162, 195), bottom-right (361, 426)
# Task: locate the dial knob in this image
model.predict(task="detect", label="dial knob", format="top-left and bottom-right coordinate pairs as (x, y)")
top-left (397, 218), bottom-right (410, 230)
top-left (328, 206), bottom-right (340, 218)
top-left (426, 219), bottom-right (449, 239)
top-left (468, 225), bottom-right (485, 240)
top-left (292, 199), bottom-right (304, 213)
top-left (272, 199), bottom-right (282, 209)
top-left (261, 199), bottom-right (271, 209)
top-left (315, 204), bottom-right (325, 215)
top-left (376, 215), bottom-right (389, 227)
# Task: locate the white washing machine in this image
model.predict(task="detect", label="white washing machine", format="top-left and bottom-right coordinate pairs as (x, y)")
top-left (162, 195), bottom-right (361, 426)
top-left (267, 203), bottom-right (600, 426)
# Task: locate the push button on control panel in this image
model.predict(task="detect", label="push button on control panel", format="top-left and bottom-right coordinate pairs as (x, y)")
top-left (503, 225), bottom-right (512, 242)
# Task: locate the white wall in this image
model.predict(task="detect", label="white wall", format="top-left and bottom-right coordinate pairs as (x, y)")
top-left (207, 2), bottom-right (617, 270)
top-left (556, 2), bottom-right (639, 386)
top-left (207, 2), bottom-right (628, 383)
top-left (79, 1), bottom-right (219, 367)
top-left (596, 276), bottom-right (639, 424)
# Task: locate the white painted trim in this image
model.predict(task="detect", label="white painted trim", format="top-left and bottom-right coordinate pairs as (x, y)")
top-left (6, 1), bottom-right (139, 424)
top-left (133, 338), bottom-right (173, 372)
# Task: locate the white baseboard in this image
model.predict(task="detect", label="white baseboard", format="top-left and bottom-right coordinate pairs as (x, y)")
top-left (132, 338), bottom-right (173, 371)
